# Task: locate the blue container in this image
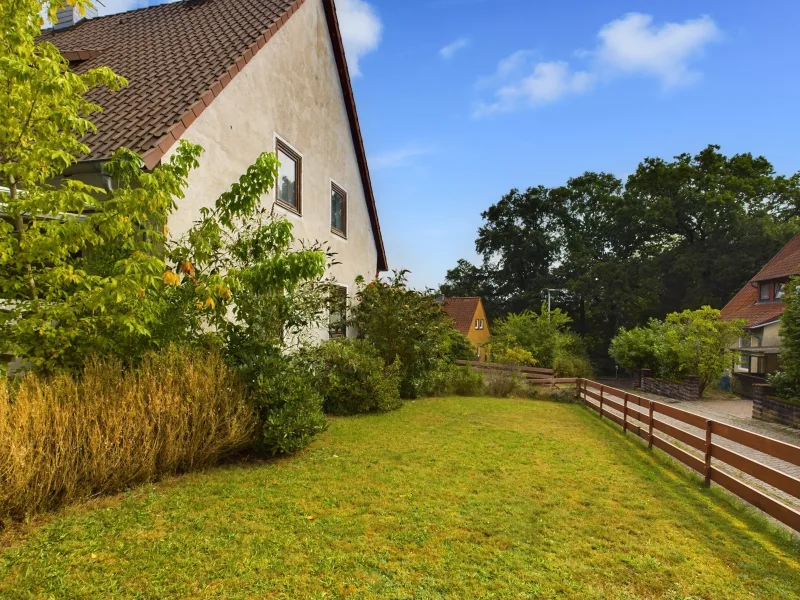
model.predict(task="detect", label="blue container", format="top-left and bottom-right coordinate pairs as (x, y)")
top-left (720, 375), bottom-right (731, 392)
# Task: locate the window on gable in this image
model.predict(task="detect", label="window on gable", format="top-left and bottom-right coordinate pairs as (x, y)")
top-left (759, 283), bottom-right (771, 301)
top-left (276, 139), bottom-right (301, 213)
top-left (775, 282), bottom-right (785, 300)
top-left (331, 182), bottom-right (347, 237)
top-left (328, 284), bottom-right (347, 339)
top-left (475, 318), bottom-right (485, 330)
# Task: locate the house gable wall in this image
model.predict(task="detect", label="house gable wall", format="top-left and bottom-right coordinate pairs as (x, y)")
top-left (163, 0), bottom-right (378, 293)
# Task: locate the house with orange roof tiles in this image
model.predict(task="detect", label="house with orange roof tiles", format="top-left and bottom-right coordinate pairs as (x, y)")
top-left (438, 297), bottom-right (491, 362)
top-left (720, 233), bottom-right (800, 395)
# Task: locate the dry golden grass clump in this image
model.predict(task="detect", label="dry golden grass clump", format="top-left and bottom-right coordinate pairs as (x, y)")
top-left (0, 349), bottom-right (257, 523)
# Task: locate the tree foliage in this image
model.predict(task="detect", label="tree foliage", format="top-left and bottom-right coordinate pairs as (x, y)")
top-left (352, 270), bottom-right (456, 399)
top-left (769, 277), bottom-right (800, 401)
top-left (610, 307), bottom-right (745, 396)
top-left (442, 145), bottom-right (800, 368)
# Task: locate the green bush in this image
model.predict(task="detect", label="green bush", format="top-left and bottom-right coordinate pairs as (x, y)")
top-left (448, 365), bottom-right (484, 396)
top-left (306, 339), bottom-right (402, 415)
top-left (483, 368), bottom-right (525, 398)
top-left (247, 355), bottom-right (327, 455)
top-left (553, 352), bottom-right (593, 378)
top-left (352, 270), bottom-right (457, 399)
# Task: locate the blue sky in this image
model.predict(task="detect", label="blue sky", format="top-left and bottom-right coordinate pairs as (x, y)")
top-left (102, 0), bottom-right (800, 289)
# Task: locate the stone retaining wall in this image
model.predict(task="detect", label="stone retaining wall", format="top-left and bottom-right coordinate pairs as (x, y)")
top-left (752, 384), bottom-right (800, 429)
top-left (633, 369), bottom-right (701, 401)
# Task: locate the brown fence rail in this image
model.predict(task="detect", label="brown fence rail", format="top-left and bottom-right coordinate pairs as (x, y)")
top-left (577, 379), bottom-right (800, 532)
top-left (456, 360), bottom-right (576, 385)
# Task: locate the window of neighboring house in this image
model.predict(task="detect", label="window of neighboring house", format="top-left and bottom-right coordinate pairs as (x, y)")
top-left (775, 282), bottom-right (785, 300)
top-left (276, 139), bottom-right (301, 213)
top-left (331, 182), bottom-right (347, 237)
top-left (328, 285), bottom-right (347, 339)
top-left (739, 354), bottom-right (750, 371)
top-left (475, 318), bottom-right (485, 330)
top-left (759, 283), bottom-right (771, 301)
top-left (476, 346), bottom-right (481, 359)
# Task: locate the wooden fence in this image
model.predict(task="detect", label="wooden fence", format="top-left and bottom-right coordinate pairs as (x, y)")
top-left (456, 360), bottom-right (577, 385)
top-left (577, 379), bottom-right (800, 532)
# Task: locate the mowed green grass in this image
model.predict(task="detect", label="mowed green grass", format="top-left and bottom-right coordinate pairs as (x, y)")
top-left (1, 397), bottom-right (799, 599)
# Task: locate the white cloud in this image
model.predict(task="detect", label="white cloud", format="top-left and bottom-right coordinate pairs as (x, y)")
top-left (475, 61), bottom-right (593, 116)
top-left (440, 37), bottom-right (470, 60)
top-left (594, 13), bottom-right (720, 87)
top-left (371, 146), bottom-right (435, 170)
top-left (475, 12), bottom-right (720, 116)
top-left (336, 0), bottom-right (383, 77)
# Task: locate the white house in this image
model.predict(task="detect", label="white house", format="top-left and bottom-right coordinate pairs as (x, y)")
top-left (41, 0), bottom-right (387, 338)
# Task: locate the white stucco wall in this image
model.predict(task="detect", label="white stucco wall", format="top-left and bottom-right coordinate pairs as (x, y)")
top-left (163, 0), bottom-right (379, 329)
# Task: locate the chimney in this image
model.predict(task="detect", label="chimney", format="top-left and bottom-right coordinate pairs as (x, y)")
top-left (54, 4), bottom-right (98, 30)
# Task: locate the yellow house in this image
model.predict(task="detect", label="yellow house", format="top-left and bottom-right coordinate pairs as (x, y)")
top-left (439, 297), bottom-right (491, 361)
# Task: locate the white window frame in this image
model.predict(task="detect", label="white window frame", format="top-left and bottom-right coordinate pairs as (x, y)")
top-left (328, 283), bottom-right (348, 339)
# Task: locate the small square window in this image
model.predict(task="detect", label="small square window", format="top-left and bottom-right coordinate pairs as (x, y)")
top-left (331, 183), bottom-right (347, 237)
top-left (759, 283), bottom-right (770, 301)
top-left (775, 283), bottom-right (785, 300)
top-left (276, 139), bottom-right (301, 213)
top-left (328, 285), bottom-right (347, 339)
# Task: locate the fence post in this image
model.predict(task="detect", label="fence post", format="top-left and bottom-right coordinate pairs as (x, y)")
top-left (599, 385), bottom-right (604, 418)
top-left (704, 420), bottom-right (713, 487)
top-left (623, 393), bottom-right (628, 434)
top-left (648, 400), bottom-right (654, 449)
top-left (575, 378), bottom-right (581, 401)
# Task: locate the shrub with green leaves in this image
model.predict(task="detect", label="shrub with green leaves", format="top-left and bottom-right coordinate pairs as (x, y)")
top-left (447, 365), bottom-right (484, 397)
top-left (489, 304), bottom-right (592, 376)
top-left (246, 354), bottom-right (327, 455)
top-left (610, 307), bottom-right (745, 396)
top-left (305, 338), bottom-right (402, 415)
top-left (352, 270), bottom-right (456, 399)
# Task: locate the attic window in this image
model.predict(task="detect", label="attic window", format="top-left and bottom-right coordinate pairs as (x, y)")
top-left (475, 318), bottom-right (485, 330)
top-left (759, 283), bottom-right (771, 301)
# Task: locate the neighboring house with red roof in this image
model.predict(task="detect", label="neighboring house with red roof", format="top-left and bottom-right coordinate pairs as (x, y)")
top-left (720, 233), bottom-right (800, 394)
top-left (40, 0), bottom-right (386, 339)
top-left (438, 297), bottom-right (491, 361)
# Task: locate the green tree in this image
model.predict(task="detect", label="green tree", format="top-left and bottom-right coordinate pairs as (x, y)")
top-left (770, 277), bottom-right (800, 400)
top-left (489, 304), bottom-right (592, 376)
top-left (609, 307), bottom-right (745, 396)
top-left (352, 270), bottom-right (454, 399)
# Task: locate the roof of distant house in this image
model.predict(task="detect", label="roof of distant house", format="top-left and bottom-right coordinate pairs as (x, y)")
top-left (720, 233), bottom-right (800, 327)
top-left (39, 0), bottom-right (386, 270)
top-left (440, 297), bottom-right (482, 336)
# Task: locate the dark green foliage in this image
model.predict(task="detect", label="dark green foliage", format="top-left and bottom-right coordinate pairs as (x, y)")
top-left (447, 365), bottom-right (484, 397)
top-left (770, 277), bottom-right (800, 400)
top-left (352, 270), bottom-right (456, 399)
top-left (444, 328), bottom-right (476, 361)
top-left (305, 339), bottom-right (402, 415)
top-left (443, 145), bottom-right (800, 369)
top-left (246, 354), bottom-right (327, 455)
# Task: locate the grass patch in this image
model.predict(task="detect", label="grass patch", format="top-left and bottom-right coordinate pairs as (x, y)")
top-left (1, 397), bottom-right (799, 599)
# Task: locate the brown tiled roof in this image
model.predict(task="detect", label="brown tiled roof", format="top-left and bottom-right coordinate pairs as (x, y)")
top-left (750, 233), bottom-right (800, 282)
top-left (441, 297), bottom-right (480, 336)
top-left (720, 233), bottom-right (800, 327)
top-left (40, 0), bottom-right (387, 271)
top-left (719, 283), bottom-right (784, 328)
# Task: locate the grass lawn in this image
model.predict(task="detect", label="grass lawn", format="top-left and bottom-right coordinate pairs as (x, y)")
top-left (1, 397), bottom-right (799, 599)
